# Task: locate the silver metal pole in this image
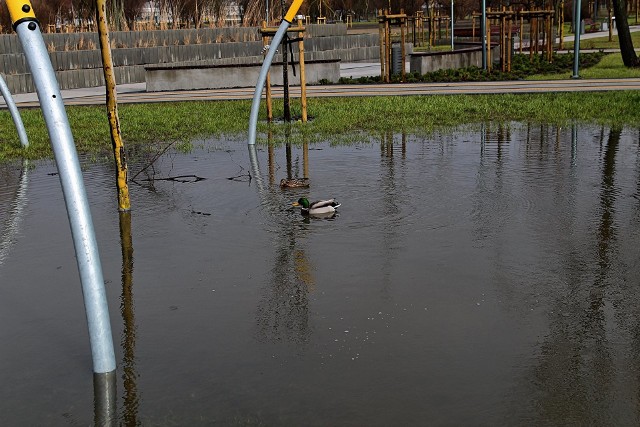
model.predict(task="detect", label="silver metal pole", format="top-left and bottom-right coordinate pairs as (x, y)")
top-left (481, 0), bottom-right (487, 70)
top-left (249, 19), bottom-right (291, 145)
top-left (451, 0), bottom-right (454, 50)
top-left (0, 73), bottom-right (28, 147)
top-left (572, 0), bottom-right (582, 78)
top-left (14, 18), bottom-right (116, 374)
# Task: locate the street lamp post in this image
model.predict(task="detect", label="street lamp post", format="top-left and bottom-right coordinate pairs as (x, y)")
top-left (572, 0), bottom-right (582, 78)
top-left (481, 0), bottom-right (487, 69)
top-left (451, 0), bottom-right (454, 50)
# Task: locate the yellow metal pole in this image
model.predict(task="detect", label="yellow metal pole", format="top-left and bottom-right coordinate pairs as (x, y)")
top-left (96, 0), bottom-right (130, 211)
top-left (5, 0), bottom-right (36, 21)
top-left (297, 18), bottom-right (307, 122)
top-left (284, 0), bottom-right (304, 22)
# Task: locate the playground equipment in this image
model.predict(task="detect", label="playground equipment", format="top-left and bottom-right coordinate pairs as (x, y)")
top-left (4, 0), bottom-right (116, 375)
top-left (249, 0), bottom-right (304, 145)
top-left (259, 18), bottom-right (309, 123)
top-left (377, 8), bottom-right (408, 82)
top-left (0, 73), bottom-right (28, 148)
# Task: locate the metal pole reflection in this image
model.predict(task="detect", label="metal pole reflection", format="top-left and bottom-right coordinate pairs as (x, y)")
top-left (0, 159), bottom-right (29, 266)
top-left (571, 123), bottom-right (578, 166)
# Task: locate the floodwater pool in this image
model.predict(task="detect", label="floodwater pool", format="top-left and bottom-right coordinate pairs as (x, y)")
top-left (1, 123), bottom-right (640, 425)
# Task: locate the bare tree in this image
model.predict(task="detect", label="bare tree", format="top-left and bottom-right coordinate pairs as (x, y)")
top-left (611, 0), bottom-right (639, 66)
top-left (123, 0), bottom-right (148, 28)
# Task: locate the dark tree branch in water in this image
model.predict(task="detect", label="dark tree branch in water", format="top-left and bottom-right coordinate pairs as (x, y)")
top-left (138, 174), bottom-right (207, 183)
top-left (130, 140), bottom-right (179, 184)
top-left (227, 173), bottom-right (252, 183)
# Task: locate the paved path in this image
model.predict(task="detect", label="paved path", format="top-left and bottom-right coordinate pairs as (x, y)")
top-left (3, 77), bottom-right (639, 109)
top-left (1, 26), bottom-right (639, 109)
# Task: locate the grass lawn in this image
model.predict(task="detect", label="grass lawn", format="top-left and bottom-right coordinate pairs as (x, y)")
top-left (2, 91), bottom-right (640, 161)
top-left (579, 30), bottom-right (640, 49)
top-left (527, 52), bottom-right (640, 79)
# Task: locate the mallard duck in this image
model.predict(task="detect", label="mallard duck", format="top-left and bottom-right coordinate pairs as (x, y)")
top-left (292, 197), bottom-right (340, 215)
top-left (280, 178), bottom-right (310, 189)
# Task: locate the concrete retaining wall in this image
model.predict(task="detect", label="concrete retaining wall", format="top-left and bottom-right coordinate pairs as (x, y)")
top-left (409, 45), bottom-right (501, 74)
top-left (0, 24), bottom-right (379, 94)
top-left (0, 24), bottom-right (348, 53)
top-left (146, 59), bottom-right (341, 91)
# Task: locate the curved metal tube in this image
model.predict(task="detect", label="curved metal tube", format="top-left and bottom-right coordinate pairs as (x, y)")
top-left (248, 20), bottom-right (291, 145)
top-left (248, 0), bottom-right (304, 145)
top-left (0, 73), bottom-right (28, 148)
top-left (12, 10), bottom-right (116, 373)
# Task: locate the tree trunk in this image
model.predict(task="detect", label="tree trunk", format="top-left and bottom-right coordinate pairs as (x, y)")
top-left (612, 0), bottom-right (639, 66)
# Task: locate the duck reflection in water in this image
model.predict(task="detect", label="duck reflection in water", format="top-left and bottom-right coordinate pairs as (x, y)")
top-left (280, 178), bottom-right (310, 189)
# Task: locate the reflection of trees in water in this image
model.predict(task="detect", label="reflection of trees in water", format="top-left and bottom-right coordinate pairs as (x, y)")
top-left (254, 143), bottom-right (314, 344)
top-left (377, 132), bottom-right (406, 298)
top-left (529, 128), bottom-right (623, 424)
top-left (256, 231), bottom-right (312, 344)
top-left (472, 123), bottom-right (509, 246)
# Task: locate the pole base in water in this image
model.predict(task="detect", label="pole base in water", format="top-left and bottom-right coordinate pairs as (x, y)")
top-left (93, 371), bottom-right (117, 426)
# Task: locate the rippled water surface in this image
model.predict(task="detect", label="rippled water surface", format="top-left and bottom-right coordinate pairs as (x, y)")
top-left (2, 123), bottom-right (640, 425)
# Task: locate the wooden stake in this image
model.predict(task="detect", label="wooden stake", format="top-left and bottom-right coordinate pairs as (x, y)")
top-left (297, 18), bottom-right (307, 122)
top-left (96, 0), bottom-right (130, 211)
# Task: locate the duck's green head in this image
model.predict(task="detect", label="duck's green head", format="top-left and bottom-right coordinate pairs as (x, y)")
top-left (293, 197), bottom-right (310, 209)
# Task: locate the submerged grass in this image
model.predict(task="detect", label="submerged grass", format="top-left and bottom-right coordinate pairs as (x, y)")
top-left (2, 91), bottom-right (640, 161)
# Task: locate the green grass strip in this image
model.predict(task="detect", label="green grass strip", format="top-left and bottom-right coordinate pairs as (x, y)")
top-left (2, 91), bottom-right (640, 161)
